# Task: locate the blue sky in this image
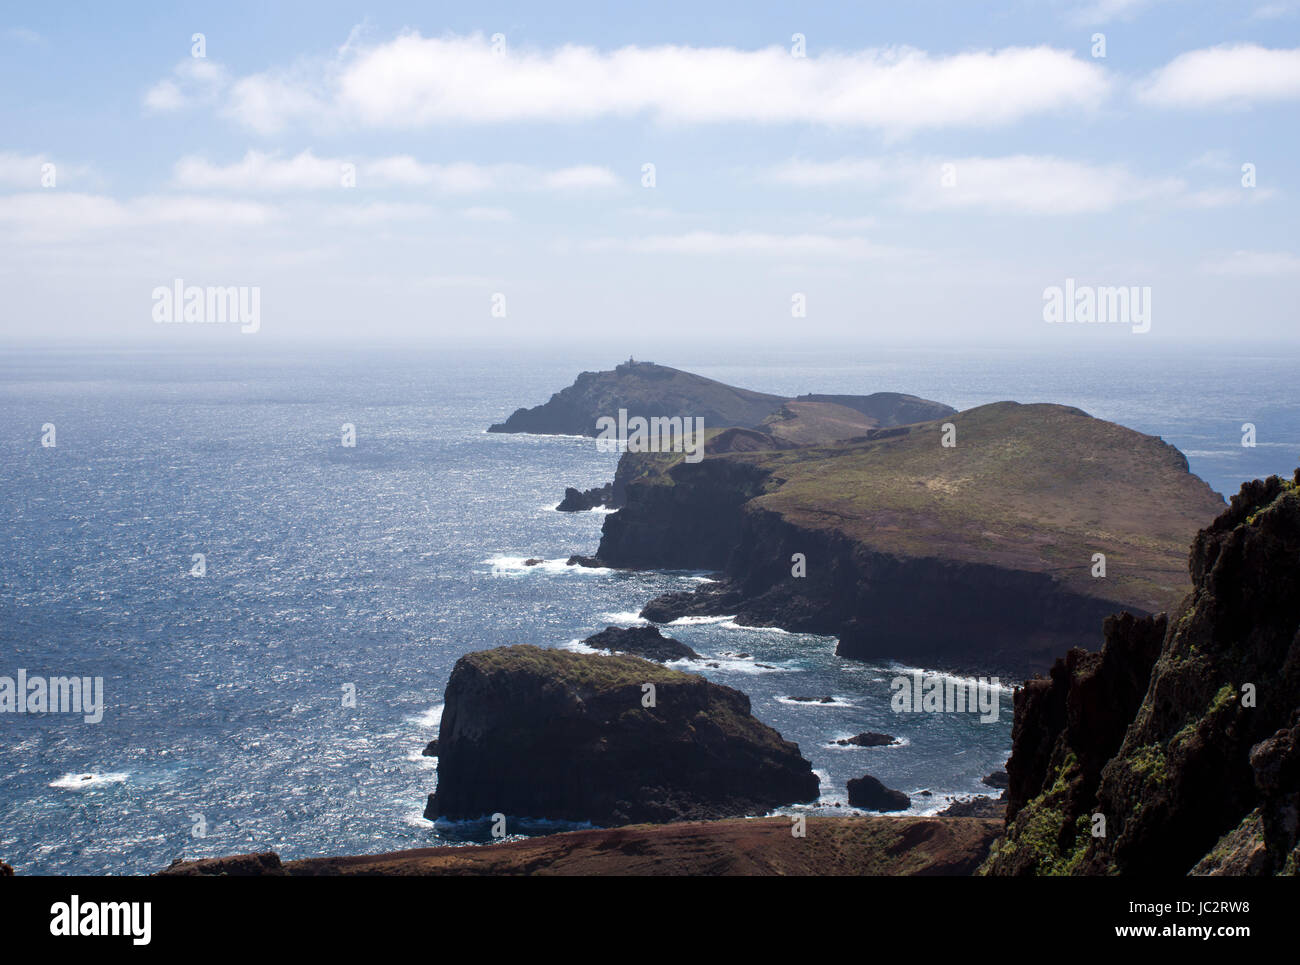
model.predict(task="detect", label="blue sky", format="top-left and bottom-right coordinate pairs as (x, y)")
top-left (1, 0), bottom-right (1298, 341)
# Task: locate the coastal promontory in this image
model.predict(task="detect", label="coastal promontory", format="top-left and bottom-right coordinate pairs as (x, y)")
top-left (602, 401), bottom-right (1225, 670)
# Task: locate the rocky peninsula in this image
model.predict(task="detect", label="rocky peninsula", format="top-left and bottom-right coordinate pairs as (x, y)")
top-left (597, 400), bottom-right (1224, 671)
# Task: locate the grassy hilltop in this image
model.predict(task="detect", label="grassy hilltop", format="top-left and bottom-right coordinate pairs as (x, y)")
top-left (627, 401), bottom-right (1224, 615)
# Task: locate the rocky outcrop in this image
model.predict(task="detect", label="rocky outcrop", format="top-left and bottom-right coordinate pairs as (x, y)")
top-left (984, 471), bottom-right (1300, 875)
top-left (938, 795), bottom-right (1007, 818)
top-left (581, 625), bottom-right (699, 661)
top-left (831, 732), bottom-right (899, 747)
top-left (557, 483), bottom-right (615, 512)
top-left (157, 852), bottom-right (286, 876)
top-left (848, 775), bottom-right (911, 811)
top-left (159, 816), bottom-right (1002, 876)
top-left (426, 645), bottom-right (820, 825)
top-left (595, 402), bottom-right (1223, 673)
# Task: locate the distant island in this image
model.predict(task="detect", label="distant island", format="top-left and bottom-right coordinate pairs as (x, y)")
top-left (487, 359), bottom-right (955, 437)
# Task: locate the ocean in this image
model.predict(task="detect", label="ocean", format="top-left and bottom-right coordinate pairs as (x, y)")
top-left (1, 339), bottom-right (1296, 874)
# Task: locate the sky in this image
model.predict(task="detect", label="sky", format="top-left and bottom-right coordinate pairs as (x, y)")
top-left (1, 0), bottom-right (1298, 343)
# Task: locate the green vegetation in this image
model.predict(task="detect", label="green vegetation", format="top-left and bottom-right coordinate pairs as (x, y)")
top-left (638, 401), bottom-right (1224, 612)
top-left (1128, 744), bottom-right (1169, 784)
top-left (465, 645), bottom-right (696, 690)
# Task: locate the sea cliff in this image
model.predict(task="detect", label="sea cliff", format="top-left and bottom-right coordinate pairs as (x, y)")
top-left (984, 471), bottom-right (1300, 875)
top-left (425, 645), bottom-right (820, 825)
top-left (597, 402), bottom-right (1224, 671)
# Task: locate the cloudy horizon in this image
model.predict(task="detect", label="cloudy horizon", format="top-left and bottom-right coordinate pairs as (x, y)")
top-left (2, 1), bottom-right (1298, 342)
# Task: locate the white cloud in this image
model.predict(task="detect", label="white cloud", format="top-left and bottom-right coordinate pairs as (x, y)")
top-left (1066, 0), bottom-right (1167, 25)
top-left (538, 165), bottom-right (619, 190)
top-left (766, 158), bottom-right (889, 188)
top-left (1137, 44), bottom-right (1300, 107)
top-left (0, 192), bottom-right (274, 242)
top-left (144, 59), bottom-right (229, 113)
top-left (150, 33), bottom-right (1110, 134)
top-left (0, 152), bottom-right (50, 188)
top-left (908, 156), bottom-right (1182, 213)
top-left (0, 152), bottom-right (94, 188)
top-left (582, 231), bottom-right (902, 260)
top-left (1205, 250), bottom-right (1300, 275)
top-left (765, 155), bottom-right (1184, 214)
top-left (172, 150), bottom-right (620, 194)
top-left (320, 202), bottom-right (437, 225)
top-left (224, 74), bottom-right (329, 134)
top-left (174, 151), bottom-right (342, 191)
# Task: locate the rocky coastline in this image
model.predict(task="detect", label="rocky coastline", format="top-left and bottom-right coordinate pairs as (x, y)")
top-left (585, 401), bottom-right (1223, 673)
top-left (139, 374), bottom-right (1296, 877)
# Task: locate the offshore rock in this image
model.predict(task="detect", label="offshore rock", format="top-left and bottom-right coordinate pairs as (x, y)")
top-left (426, 645), bottom-right (820, 826)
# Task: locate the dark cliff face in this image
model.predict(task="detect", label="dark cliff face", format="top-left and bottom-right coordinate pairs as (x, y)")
top-left (603, 475), bottom-right (1121, 673)
top-left (985, 471), bottom-right (1300, 876)
top-left (427, 645), bottom-right (820, 826)
top-left (597, 458), bottom-right (772, 570)
top-left (719, 505), bottom-right (1119, 672)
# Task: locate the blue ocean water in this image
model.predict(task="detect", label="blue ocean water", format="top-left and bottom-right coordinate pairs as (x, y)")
top-left (1, 340), bottom-right (1296, 875)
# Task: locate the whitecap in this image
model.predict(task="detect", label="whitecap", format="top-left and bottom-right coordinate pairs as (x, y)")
top-left (49, 772), bottom-right (128, 790)
top-left (598, 611), bottom-right (647, 625)
top-left (483, 556), bottom-right (613, 576)
top-left (407, 703), bottom-right (444, 728)
top-left (775, 695), bottom-right (854, 708)
top-left (671, 655), bottom-right (792, 675)
top-left (558, 638), bottom-right (601, 654)
top-left (882, 662), bottom-right (1014, 696)
top-left (720, 620), bottom-right (792, 634)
